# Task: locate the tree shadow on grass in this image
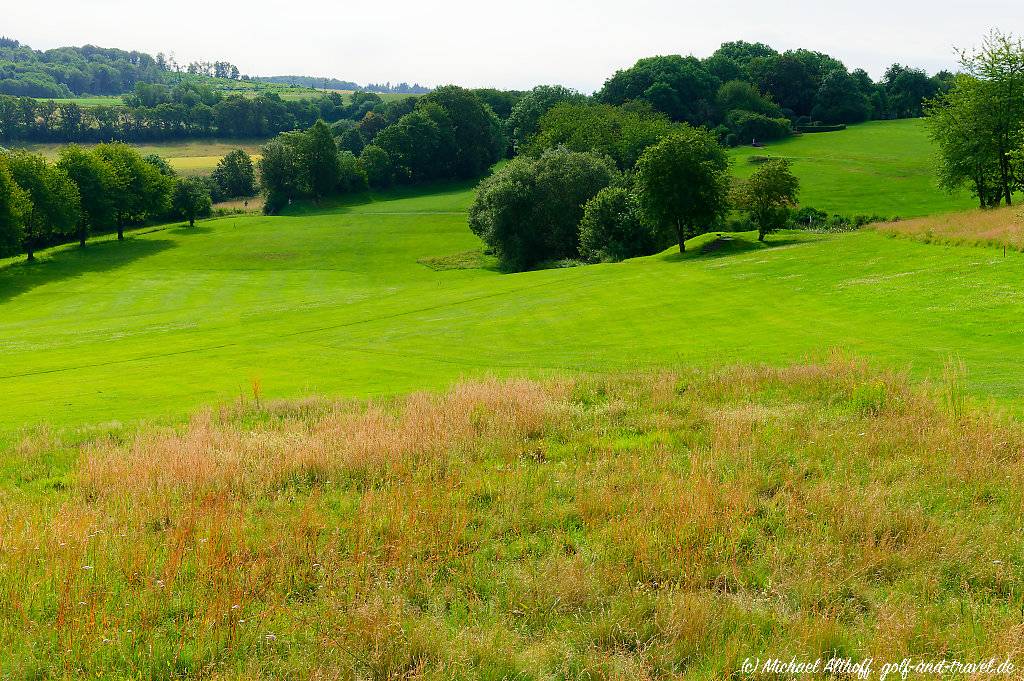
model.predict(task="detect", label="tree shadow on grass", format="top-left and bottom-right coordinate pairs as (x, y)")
top-left (281, 178), bottom-right (481, 218)
top-left (0, 238), bottom-right (176, 304)
top-left (660, 234), bottom-right (808, 263)
top-left (168, 224), bottom-right (215, 236)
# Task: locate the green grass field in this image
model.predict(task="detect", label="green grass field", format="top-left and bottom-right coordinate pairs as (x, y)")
top-left (729, 119), bottom-right (975, 217)
top-left (1, 117), bottom-right (1022, 439)
top-left (12, 139), bottom-right (266, 176)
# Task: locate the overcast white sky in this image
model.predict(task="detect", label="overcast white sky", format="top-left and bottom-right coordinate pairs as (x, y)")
top-left (4, 0), bottom-right (1016, 92)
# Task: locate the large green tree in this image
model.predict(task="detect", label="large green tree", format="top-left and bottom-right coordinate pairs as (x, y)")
top-left (92, 143), bottom-right (172, 239)
top-left (811, 70), bottom-right (871, 124)
top-left (259, 134), bottom-right (305, 214)
top-left (926, 31), bottom-right (1024, 207)
top-left (526, 102), bottom-right (678, 169)
top-left (505, 85), bottom-right (587, 152)
top-left (578, 186), bottom-right (658, 262)
top-left (3, 150), bottom-right (81, 261)
top-left (359, 145), bottom-right (393, 188)
top-left (635, 126), bottom-right (731, 253)
top-left (302, 119), bottom-right (342, 201)
top-left (374, 107), bottom-right (447, 183)
top-left (598, 55), bottom-right (719, 124)
top-left (733, 158), bottom-right (800, 241)
top-left (0, 155), bottom-right (30, 256)
top-left (418, 86), bottom-right (504, 178)
top-left (211, 149), bottom-right (257, 199)
top-left (884, 64), bottom-right (938, 118)
top-left (468, 148), bottom-right (617, 271)
top-left (172, 176), bottom-right (212, 227)
top-left (55, 145), bottom-right (117, 247)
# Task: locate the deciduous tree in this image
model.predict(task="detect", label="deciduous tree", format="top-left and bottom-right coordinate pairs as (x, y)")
top-left (56, 145), bottom-right (117, 247)
top-left (93, 143), bottom-right (172, 239)
top-left (172, 176), bottom-right (212, 227)
top-left (635, 127), bottom-right (731, 253)
top-left (733, 158), bottom-right (800, 241)
top-left (3, 150), bottom-right (80, 261)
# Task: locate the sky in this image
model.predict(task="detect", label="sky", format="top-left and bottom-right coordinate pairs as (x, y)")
top-left (3, 0), bottom-right (1015, 92)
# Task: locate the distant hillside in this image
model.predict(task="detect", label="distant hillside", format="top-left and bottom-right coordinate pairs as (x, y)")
top-left (0, 37), bottom-right (429, 99)
top-left (255, 75), bottom-right (430, 94)
top-left (0, 37), bottom-right (163, 98)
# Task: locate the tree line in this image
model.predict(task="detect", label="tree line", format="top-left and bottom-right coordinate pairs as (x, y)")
top-left (926, 31), bottom-right (1024, 207)
top-left (0, 38), bottom-right (165, 98)
top-left (0, 84), bottom-right (420, 144)
top-left (1, 36), bottom-right (951, 148)
top-left (258, 85), bottom-right (504, 212)
top-left (0, 143), bottom-right (258, 259)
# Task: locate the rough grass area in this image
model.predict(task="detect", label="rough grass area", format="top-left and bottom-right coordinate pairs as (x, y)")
top-left (875, 206), bottom-right (1024, 251)
top-left (417, 250), bottom-right (498, 271)
top-left (5, 357), bottom-right (1024, 678)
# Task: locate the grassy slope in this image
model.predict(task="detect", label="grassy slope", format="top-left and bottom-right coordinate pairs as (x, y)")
top-left (1, 171), bottom-right (1023, 435)
top-left (729, 119), bottom-right (975, 217)
top-left (6, 362), bottom-right (1024, 677)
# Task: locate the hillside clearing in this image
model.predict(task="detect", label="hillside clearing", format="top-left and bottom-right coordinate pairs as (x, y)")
top-left (728, 119), bottom-right (974, 217)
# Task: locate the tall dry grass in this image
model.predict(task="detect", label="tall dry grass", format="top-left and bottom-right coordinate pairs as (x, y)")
top-left (875, 205), bottom-right (1024, 250)
top-left (4, 356), bottom-right (1024, 678)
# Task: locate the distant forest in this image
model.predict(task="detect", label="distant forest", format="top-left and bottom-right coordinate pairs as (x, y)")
top-left (254, 76), bottom-right (430, 94)
top-left (0, 37), bottom-right (953, 145)
top-left (0, 37), bottom-right (427, 99)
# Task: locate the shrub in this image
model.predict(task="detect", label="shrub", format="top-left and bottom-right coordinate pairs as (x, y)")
top-left (468, 148), bottom-right (617, 271)
top-left (359, 145), bottom-right (393, 188)
top-left (725, 110), bottom-right (791, 142)
top-left (795, 123), bottom-right (847, 133)
top-left (337, 151), bottom-right (368, 193)
top-left (579, 186), bottom-right (659, 262)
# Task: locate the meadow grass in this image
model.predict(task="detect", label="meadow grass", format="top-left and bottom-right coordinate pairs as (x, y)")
top-left (875, 205), bottom-right (1024, 251)
top-left (4, 357), bottom-right (1024, 678)
top-left (11, 139), bottom-right (266, 176)
top-left (728, 119), bottom-right (975, 217)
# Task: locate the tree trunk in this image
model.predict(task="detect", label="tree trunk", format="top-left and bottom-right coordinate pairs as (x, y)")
top-left (25, 212), bottom-right (36, 261)
top-left (676, 220), bottom-right (685, 253)
top-left (758, 231), bottom-right (765, 242)
top-left (189, 217), bottom-right (195, 227)
top-left (117, 218), bottom-right (124, 241)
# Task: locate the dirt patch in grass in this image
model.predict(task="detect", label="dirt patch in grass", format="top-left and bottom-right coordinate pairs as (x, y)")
top-left (417, 249), bottom-right (498, 271)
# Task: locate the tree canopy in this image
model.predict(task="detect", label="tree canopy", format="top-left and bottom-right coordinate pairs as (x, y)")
top-left (635, 126), bottom-right (731, 252)
top-left (468, 148), bottom-right (617, 271)
top-left (926, 31), bottom-right (1024, 207)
